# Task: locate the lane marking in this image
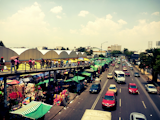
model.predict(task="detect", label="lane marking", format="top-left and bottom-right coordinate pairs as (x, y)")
top-left (142, 101), bottom-right (147, 109)
top-left (138, 91), bottom-right (140, 94)
top-left (135, 77), bottom-right (160, 118)
top-left (132, 78), bottom-right (133, 81)
top-left (91, 79), bottom-right (109, 109)
top-left (119, 88), bottom-right (121, 93)
top-left (119, 117), bottom-right (121, 120)
top-left (91, 65), bottom-right (114, 110)
top-left (119, 99), bottom-right (121, 107)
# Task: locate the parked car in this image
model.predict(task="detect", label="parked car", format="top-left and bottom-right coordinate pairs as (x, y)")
top-left (134, 72), bottom-right (140, 77)
top-left (108, 84), bottom-right (118, 95)
top-left (130, 66), bottom-right (133, 70)
top-left (102, 91), bottom-right (116, 110)
top-left (145, 84), bottom-right (157, 94)
top-left (111, 63), bottom-right (115, 66)
top-left (89, 83), bottom-right (101, 93)
top-left (128, 83), bottom-right (138, 94)
top-left (125, 71), bottom-right (130, 76)
top-left (130, 112), bottom-right (147, 120)
top-left (107, 73), bottom-right (113, 79)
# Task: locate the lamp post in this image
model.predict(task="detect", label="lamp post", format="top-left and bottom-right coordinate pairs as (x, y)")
top-left (101, 41), bottom-right (108, 56)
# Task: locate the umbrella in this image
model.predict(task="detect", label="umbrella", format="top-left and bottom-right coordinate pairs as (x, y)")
top-left (7, 80), bottom-right (20, 85)
top-left (10, 56), bottom-right (19, 60)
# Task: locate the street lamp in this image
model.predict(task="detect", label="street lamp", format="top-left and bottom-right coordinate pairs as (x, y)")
top-left (101, 41), bottom-right (108, 56)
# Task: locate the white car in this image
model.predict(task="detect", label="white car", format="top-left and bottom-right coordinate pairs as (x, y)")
top-left (145, 84), bottom-right (157, 94)
top-left (130, 112), bottom-right (147, 120)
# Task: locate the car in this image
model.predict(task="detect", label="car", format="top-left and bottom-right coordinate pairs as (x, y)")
top-left (125, 71), bottom-right (130, 76)
top-left (130, 66), bottom-right (133, 70)
top-left (134, 72), bottom-right (140, 77)
top-left (107, 73), bottom-right (113, 79)
top-left (115, 65), bottom-right (119, 68)
top-left (130, 112), bottom-right (147, 120)
top-left (102, 91), bottom-right (116, 109)
top-left (108, 84), bottom-right (118, 95)
top-left (145, 84), bottom-right (157, 94)
top-left (123, 67), bottom-right (127, 71)
top-left (128, 83), bottom-right (138, 94)
top-left (122, 63), bottom-right (125, 66)
top-left (89, 83), bottom-right (101, 93)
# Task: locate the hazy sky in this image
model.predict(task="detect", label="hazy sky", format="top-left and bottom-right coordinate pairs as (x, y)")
top-left (0, 0), bottom-right (160, 51)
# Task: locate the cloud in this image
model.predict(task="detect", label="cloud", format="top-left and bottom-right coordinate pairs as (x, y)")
top-left (70, 29), bottom-right (77, 34)
top-left (152, 12), bottom-right (159, 16)
top-left (78, 11), bottom-right (89, 17)
top-left (106, 14), bottom-right (112, 19)
top-left (50, 6), bottom-right (63, 14)
top-left (0, 2), bottom-right (57, 47)
top-left (141, 12), bottom-right (147, 15)
top-left (118, 19), bottom-right (127, 25)
top-left (56, 15), bottom-right (62, 19)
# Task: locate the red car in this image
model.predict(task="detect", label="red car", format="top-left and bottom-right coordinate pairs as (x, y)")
top-left (125, 71), bottom-right (130, 76)
top-left (102, 91), bottom-right (116, 109)
top-left (128, 83), bottom-right (138, 94)
top-left (111, 63), bottom-right (115, 66)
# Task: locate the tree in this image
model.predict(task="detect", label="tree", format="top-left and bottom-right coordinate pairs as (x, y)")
top-left (139, 48), bottom-right (160, 82)
top-left (111, 50), bottom-right (122, 57)
top-left (66, 47), bottom-right (69, 50)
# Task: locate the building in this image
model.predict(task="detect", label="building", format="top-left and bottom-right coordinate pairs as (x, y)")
top-left (0, 41), bottom-right (5, 47)
top-left (110, 44), bottom-right (121, 51)
top-left (90, 47), bottom-right (107, 57)
top-left (56, 46), bottom-right (63, 50)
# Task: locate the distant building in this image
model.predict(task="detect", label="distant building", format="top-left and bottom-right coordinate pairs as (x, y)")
top-left (110, 44), bottom-right (121, 51)
top-left (91, 47), bottom-right (107, 57)
top-left (56, 46), bottom-right (63, 50)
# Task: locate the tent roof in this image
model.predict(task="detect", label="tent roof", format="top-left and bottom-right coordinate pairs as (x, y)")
top-left (10, 101), bottom-right (52, 119)
top-left (81, 72), bottom-right (91, 77)
top-left (64, 76), bottom-right (85, 83)
top-left (39, 50), bottom-right (50, 55)
top-left (9, 48), bottom-right (29, 55)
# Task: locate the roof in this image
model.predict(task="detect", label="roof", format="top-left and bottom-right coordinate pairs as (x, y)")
top-left (131, 112), bottom-right (146, 119)
top-left (147, 84), bottom-right (154, 86)
top-left (81, 109), bottom-right (111, 120)
top-left (9, 48), bottom-right (29, 55)
top-left (114, 70), bottom-right (125, 74)
top-left (109, 84), bottom-right (116, 87)
top-left (129, 83), bottom-right (136, 86)
top-left (0, 41), bottom-right (5, 47)
top-left (105, 91), bottom-right (115, 96)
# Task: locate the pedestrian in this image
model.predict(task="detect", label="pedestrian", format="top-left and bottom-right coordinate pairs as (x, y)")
top-left (56, 60), bottom-right (58, 67)
top-left (29, 58), bottom-right (32, 71)
top-left (41, 58), bottom-right (45, 69)
top-left (32, 59), bottom-right (35, 69)
top-left (15, 58), bottom-right (20, 72)
top-left (11, 59), bottom-right (15, 73)
top-left (46, 59), bottom-right (49, 68)
top-left (0, 57), bottom-right (5, 72)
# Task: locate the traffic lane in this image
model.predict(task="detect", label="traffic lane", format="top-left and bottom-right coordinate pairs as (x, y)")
top-left (53, 69), bottom-right (112, 120)
top-left (132, 77), bottom-right (160, 119)
top-left (94, 78), bottom-right (123, 120)
top-left (130, 68), bottom-right (160, 111)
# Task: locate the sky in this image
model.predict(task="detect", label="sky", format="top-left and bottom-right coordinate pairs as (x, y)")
top-left (0, 0), bottom-right (160, 51)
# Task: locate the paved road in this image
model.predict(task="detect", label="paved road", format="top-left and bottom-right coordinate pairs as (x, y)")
top-left (51, 61), bottom-right (160, 120)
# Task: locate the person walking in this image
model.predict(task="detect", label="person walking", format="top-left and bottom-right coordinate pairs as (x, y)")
top-left (0, 57), bottom-right (5, 72)
top-left (11, 59), bottom-right (15, 73)
top-left (29, 58), bottom-right (32, 71)
top-left (32, 59), bottom-right (35, 69)
top-left (41, 58), bottom-right (45, 69)
top-left (15, 58), bottom-right (20, 72)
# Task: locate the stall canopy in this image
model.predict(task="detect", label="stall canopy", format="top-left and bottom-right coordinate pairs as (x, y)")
top-left (81, 72), bottom-right (91, 77)
top-left (36, 78), bottom-right (54, 86)
top-left (84, 69), bottom-right (94, 73)
top-left (10, 101), bottom-right (52, 119)
top-left (64, 76), bottom-right (85, 83)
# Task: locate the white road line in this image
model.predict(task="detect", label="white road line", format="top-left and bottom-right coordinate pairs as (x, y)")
top-left (119, 88), bottom-right (121, 93)
top-left (119, 117), bottom-right (121, 120)
top-left (91, 79), bottom-right (109, 110)
top-left (119, 99), bottom-right (121, 107)
top-left (135, 77), bottom-right (160, 118)
top-left (142, 101), bottom-right (147, 109)
top-left (138, 91), bottom-right (140, 94)
top-left (132, 78), bottom-right (133, 81)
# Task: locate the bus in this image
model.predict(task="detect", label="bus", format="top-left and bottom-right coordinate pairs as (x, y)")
top-left (114, 70), bottom-right (125, 83)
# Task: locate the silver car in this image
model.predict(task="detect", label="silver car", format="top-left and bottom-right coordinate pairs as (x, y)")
top-left (130, 112), bottom-right (147, 120)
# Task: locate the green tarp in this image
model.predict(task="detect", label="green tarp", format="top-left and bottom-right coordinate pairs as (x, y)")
top-left (36, 78), bottom-right (54, 86)
top-left (81, 72), bottom-right (91, 77)
top-left (10, 101), bottom-right (52, 119)
top-left (64, 76), bottom-right (85, 83)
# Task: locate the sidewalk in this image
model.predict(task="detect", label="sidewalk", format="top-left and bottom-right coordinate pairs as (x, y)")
top-left (44, 92), bottom-right (77, 120)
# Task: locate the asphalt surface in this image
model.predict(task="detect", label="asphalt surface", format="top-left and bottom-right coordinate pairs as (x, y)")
top-left (52, 61), bottom-right (160, 120)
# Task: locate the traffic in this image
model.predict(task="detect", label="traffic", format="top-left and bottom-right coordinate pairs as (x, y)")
top-left (53, 57), bottom-right (160, 120)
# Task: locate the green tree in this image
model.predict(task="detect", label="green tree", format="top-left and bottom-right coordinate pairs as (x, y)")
top-left (111, 50), bottom-right (122, 57)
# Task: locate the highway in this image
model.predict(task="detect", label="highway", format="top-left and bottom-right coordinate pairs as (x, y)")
top-left (52, 61), bottom-right (160, 120)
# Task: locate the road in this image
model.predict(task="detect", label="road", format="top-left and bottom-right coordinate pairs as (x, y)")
top-left (52, 61), bottom-right (160, 120)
